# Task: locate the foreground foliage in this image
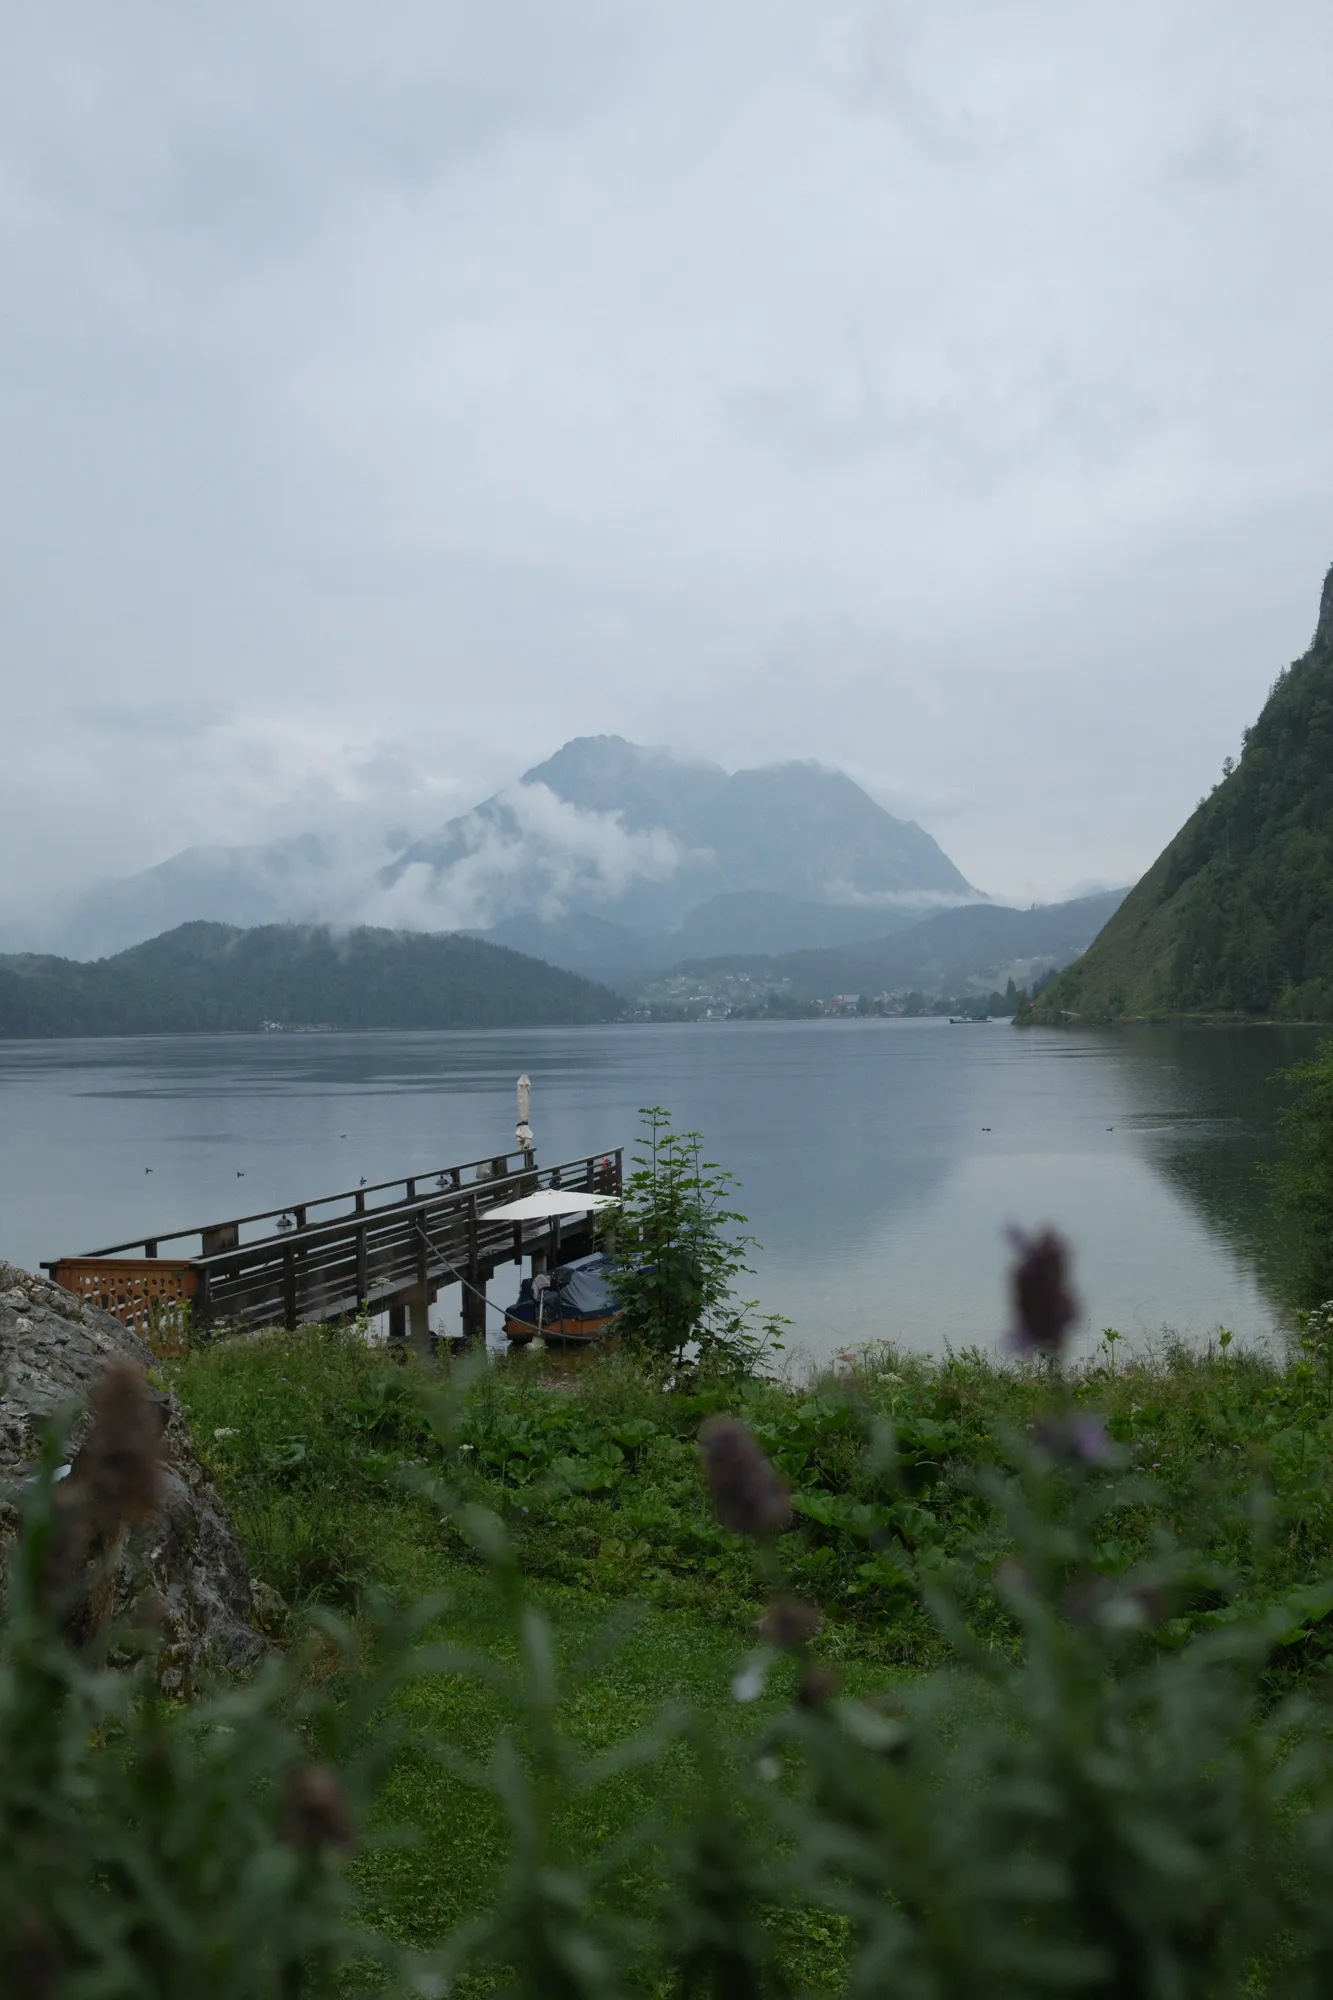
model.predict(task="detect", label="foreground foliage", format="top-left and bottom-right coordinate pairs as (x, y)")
top-left (14, 1257), bottom-right (1333, 1991)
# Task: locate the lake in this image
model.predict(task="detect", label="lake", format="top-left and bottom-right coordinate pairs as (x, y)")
top-left (0, 1020), bottom-right (1315, 1366)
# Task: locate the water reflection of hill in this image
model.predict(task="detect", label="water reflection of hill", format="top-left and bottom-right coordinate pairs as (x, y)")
top-left (1092, 1025), bottom-right (1319, 1311)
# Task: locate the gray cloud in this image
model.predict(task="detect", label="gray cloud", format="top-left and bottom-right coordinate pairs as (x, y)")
top-left (2, 0), bottom-right (1331, 918)
top-left (365, 783), bottom-right (687, 934)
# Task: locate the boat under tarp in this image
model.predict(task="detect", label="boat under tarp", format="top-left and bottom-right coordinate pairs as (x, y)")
top-left (503, 1251), bottom-right (619, 1345)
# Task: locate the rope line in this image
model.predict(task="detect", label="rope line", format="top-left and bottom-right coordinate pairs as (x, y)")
top-left (411, 1217), bottom-right (509, 1324)
top-left (397, 1189), bottom-right (614, 1338)
top-left (408, 1216), bottom-right (583, 1327)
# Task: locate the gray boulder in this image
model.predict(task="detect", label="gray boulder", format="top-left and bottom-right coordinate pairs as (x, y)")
top-left (0, 1260), bottom-right (264, 1683)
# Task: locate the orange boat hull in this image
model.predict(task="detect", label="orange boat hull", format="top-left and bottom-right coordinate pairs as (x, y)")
top-left (503, 1310), bottom-right (618, 1345)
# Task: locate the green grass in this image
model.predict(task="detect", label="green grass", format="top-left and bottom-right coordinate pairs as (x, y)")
top-left (346, 1560), bottom-right (860, 1991)
top-left (168, 1321), bottom-right (1333, 1661)
top-left (167, 1332), bottom-right (884, 1988)
top-left (163, 1320), bottom-right (1333, 1982)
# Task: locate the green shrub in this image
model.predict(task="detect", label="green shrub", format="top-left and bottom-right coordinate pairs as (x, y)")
top-left (607, 1106), bottom-right (785, 1372)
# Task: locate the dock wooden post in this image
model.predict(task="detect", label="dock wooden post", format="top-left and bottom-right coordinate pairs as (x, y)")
top-left (283, 1246), bottom-right (297, 1331)
top-left (388, 1302), bottom-right (406, 1342)
top-left (461, 1276), bottom-right (487, 1342)
top-left (461, 1193), bottom-right (485, 1341)
top-left (408, 1292), bottom-right (431, 1358)
top-left (355, 1225), bottom-right (368, 1306)
top-left (409, 1223), bottom-right (434, 1358)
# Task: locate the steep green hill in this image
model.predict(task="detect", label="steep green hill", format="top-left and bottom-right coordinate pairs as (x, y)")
top-left (0, 922), bottom-right (621, 1037)
top-left (1031, 562), bottom-right (1333, 1021)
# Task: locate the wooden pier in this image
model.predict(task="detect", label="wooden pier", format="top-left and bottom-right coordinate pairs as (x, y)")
top-left (44, 1146), bottom-right (622, 1348)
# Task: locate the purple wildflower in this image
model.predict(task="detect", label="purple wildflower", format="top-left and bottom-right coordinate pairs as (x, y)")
top-left (1033, 1412), bottom-right (1113, 1465)
top-left (797, 1666), bottom-right (840, 1708)
top-left (280, 1766), bottom-right (353, 1852)
top-left (699, 1417), bottom-right (791, 1537)
top-left (44, 1358), bottom-right (166, 1640)
top-left (994, 1558), bottom-right (1033, 1606)
top-left (6, 1911), bottom-right (60, 2000)
top-left (759, 1598), bottom-right (822, 1650)
top-left (1007, 1227), bottom-right (1078, 1358)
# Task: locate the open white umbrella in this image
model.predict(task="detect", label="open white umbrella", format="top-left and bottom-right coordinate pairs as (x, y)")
top-left (486, 1190), bottom-right (619, 1221)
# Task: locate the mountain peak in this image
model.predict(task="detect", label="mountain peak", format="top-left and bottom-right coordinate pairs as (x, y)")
top-left (522, 734), bottom-right (725, 786)
top-left (396, 733), bottom-right (975, 921)
top-left (520, 736), bottom-right (727, 835)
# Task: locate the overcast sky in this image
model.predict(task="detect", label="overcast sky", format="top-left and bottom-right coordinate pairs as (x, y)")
top-left (2, 0), bottom-right (1331, 915)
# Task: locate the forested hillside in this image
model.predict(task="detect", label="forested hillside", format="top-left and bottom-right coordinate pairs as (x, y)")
top-left (0, 922), bottom-right (621, 1037)
top-left (668, 889), bottom-right (1125, 1002)
top-left (1031, 563), bottom-right (1333, 1021)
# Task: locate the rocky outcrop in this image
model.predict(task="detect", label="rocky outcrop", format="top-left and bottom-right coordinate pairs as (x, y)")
top-left (0, 1261), bottom-right (263, 1684)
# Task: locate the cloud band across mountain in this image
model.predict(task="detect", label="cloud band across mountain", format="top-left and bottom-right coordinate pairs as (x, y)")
top-left (24, 736), bottom-right (978, 961)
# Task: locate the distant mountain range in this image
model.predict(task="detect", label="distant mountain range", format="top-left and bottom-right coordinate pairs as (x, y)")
top-left (18, 737), bottom-right (978, 963)
top-left (24, 835), bottom-right (342, 962)
top-left (0, 924), bottom-right (620, 1038)
top-left (474, 893), bottom-right (927, 991)
top-left (1032, 561), bottom-right (1333, 1022)
top-left (657, 889), bottom-right (1128, 1004)
top-left (386, 737), bottom-right (973, 933)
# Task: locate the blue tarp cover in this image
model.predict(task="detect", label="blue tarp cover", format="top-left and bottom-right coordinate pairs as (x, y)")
top-left (552, 1252), bottom-right (616, 1317)
top-left (508, 1252), bottom-right (617, 1324)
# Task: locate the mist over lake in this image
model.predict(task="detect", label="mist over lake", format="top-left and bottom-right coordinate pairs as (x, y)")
top-left (0, 1019), bottom-right (1309, 1365)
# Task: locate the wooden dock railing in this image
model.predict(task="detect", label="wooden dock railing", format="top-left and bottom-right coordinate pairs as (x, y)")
top-left (45, 1148), bottom-right (622, 1336)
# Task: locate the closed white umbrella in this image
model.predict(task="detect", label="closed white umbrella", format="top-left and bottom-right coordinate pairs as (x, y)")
top-left (516, 1073), bottom-right (533, 1152)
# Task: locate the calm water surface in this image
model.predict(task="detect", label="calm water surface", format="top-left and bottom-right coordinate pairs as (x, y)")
top-left (0, 1021), bottom-right (1315, 1365)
